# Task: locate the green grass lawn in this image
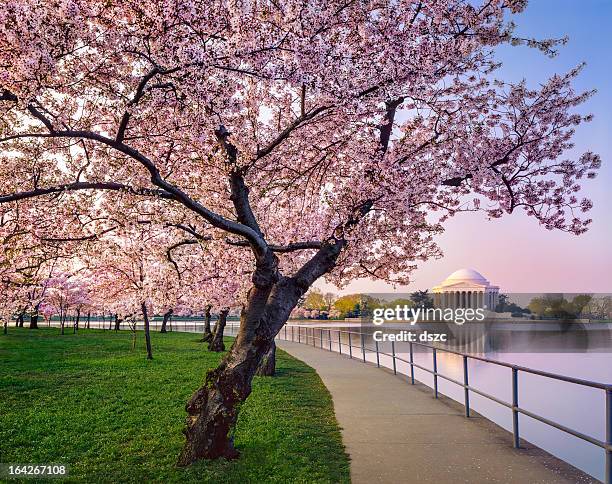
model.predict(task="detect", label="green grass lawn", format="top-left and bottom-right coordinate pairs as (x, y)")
top-left (0, 328), bottom-right (350, 483)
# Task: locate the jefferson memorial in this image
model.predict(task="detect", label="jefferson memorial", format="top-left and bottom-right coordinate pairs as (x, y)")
top-left (432, 268), bottom-right (500, 309)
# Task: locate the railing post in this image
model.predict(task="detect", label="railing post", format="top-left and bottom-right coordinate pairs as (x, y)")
top-left (361, 333), bottom-right (366, 362)
top-left (606, 387), bottom-right (611, 484)
top-left (433, 348), bottom-right (438, 398)
top-left (348, 332), bottom-right (353, 359)
top-left (375, 340), bottom-right (380, 367)
top-left (320, 329), bottom-right (323, 349)
top-left (463, 355), bottom-right (470, 417)
top-left (391, 340), bottom-right (397, 375)
top-left (298, 327), bottom-right (301, 344)
top-left (512, 367), bottom-right (520, 448)
top-left (329, 329), bottom-right (332, 351)
top-left (338, 331), bottom-right (342, 354)
top-left (409, 342), bottom-right (415, 385)
top-left (292, 325), bottom-right (295, 342)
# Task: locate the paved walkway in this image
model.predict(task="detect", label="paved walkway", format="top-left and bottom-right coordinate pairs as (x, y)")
top-left (277, 340), bottom-right (595, 484)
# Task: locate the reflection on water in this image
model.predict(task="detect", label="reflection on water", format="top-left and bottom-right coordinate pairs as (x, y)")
top-left (284, 321), bottom-right (612, 482)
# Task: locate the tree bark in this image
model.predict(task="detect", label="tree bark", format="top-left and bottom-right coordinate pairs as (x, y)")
top-left (255, 341), bottom-right (276, 376)
top-left (60, 311), bottom-right (65, 335)
top-left (178, 240), bottom-right (342, 465)
top-left (160, 309), bottom-right (173, 333)
top-left (17, 312), bottom-right (24, 328)
top-left (86, 311), bottom-right (91, 329)
top-left (114, 314), bottom-right (121, 331)
top-left (141, 302), bottom-right (153, 360)
top-left (74, 308), bottom-right (80, 333)
top-left (201, 305), bottom-right (213, 342)
top-left (208, 309), bottom-right (228, 352)
top-left (3, 320), bottom-right (7, 335)
top-left (29, 309), bottom-right (39, 329)
top-left (179, 252), bottom-right (305, 464)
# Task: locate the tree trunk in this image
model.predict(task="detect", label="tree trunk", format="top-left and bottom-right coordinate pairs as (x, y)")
top-left (114, 314), bottom-right (121, 331)
top-left (60, 311), bottom-right (65, 335)
top-left (255, 341), bottom-right (276, 376)
top-left (178, 241), bottom-right (342, 466)
top-left (29, 309), bottom-right (39, 329)
top-left (74, 309), bottom-right (80, 333)
top-left (160, 309), bottom-right (173, 333)
top-left (3, 320), bottom-right (7, 335)
top-left (86, 312), bottom-right (91, 329)
top-left (141, 302), bottom-right (153, 360)
top-left (179, 267), bottom-right (303, 464)
top-left (208, 309), bottom-right (228, 352)
top-left (201, 305), bottom-right (213, 342)
top-left (17, 312), bottom-right (24, 328)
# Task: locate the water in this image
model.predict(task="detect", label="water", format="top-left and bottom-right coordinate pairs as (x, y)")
top-left (280, 321), bottom-right (612, 482)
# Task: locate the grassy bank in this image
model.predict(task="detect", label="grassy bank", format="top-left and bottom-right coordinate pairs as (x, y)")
top-left (0, 328), bottom-right (349, 483)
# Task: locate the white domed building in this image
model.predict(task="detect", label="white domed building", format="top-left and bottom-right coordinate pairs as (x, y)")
top-left (432, 268), bottom-right (500, 309)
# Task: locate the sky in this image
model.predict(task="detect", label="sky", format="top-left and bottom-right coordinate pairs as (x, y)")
top-left (316, 0), bottom-right (612, 295)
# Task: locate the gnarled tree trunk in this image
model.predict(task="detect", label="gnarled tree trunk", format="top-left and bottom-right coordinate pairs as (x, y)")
top-left (255, 341), bottom-right (276, 376)
top-left (73, 308), bottom-right (80, 333)
top-left (178, 255), bottom-right (307, 464)
top-left (208, 308), bottom-right (228, 352)
top-left (160, 309), bottom-right (173, 333)
top-left (141, 303), bottom-right (153, 360)
top-left (29, 308), bottom-right (39, 329)
top-left (178, 229), bottom-right (342, 466)
top-left (201, 305), bottom-right (213, 342)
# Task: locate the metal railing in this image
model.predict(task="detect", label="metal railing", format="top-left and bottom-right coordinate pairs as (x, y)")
top-left (273, 324), bottom-right (612, 484)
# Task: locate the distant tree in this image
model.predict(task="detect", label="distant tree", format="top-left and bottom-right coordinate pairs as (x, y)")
top-left (410, 290), bottom-right (433, 308)
top-left (496, 293), bottom-right (529, 315)
top-left (334, 294), bottom-right (362, 318)
top-left (528, 294), bottom-right (591, 320)
top-left (323, 292), bottom-right (337, 311)
top-left (496, 294), bottom-right (510, 312)
top-left (304, 289), bottom-right (326, 310)
top-left (583, 296), bottom-right (612, 320)
top-left (571, 295), bottom-right (592, 315)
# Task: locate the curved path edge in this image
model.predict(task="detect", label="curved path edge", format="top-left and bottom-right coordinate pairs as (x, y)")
top-left (277, 340), bottom-right (596, 484)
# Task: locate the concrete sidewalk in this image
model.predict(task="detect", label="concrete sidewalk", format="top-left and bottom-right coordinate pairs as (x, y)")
top-left (277, 340), bottom-right (595, 484)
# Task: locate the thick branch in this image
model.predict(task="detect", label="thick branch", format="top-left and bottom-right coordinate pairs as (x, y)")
top-left (379, 98), bottom-right (404, 153)
top-left (255, 105), bottom-right (330, 160)
top-left (292, 240), bottom-right (344, 289)
top-left (0, 181), bottom-right (171, 204)
top-left (226, 238), bottom-right (322, 253)
top-left (116, 67), bottom-right (160, 142)
top-left (229, 172), bottom-right (263, 237)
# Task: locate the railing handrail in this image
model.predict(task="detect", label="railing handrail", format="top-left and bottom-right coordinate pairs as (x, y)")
top-left (278, 323), bottom-right (612, 484)
top-left (284, 324), bottom-right (611, 390)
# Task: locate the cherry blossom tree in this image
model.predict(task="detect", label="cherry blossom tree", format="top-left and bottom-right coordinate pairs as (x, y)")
top-left (0, 0), bottom-right (601, 463)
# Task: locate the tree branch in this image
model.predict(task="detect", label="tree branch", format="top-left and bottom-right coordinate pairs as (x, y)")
top-left (0, 181), bottom-right (172, 204)
top-left (226, 238), bottom-right (322, 253)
